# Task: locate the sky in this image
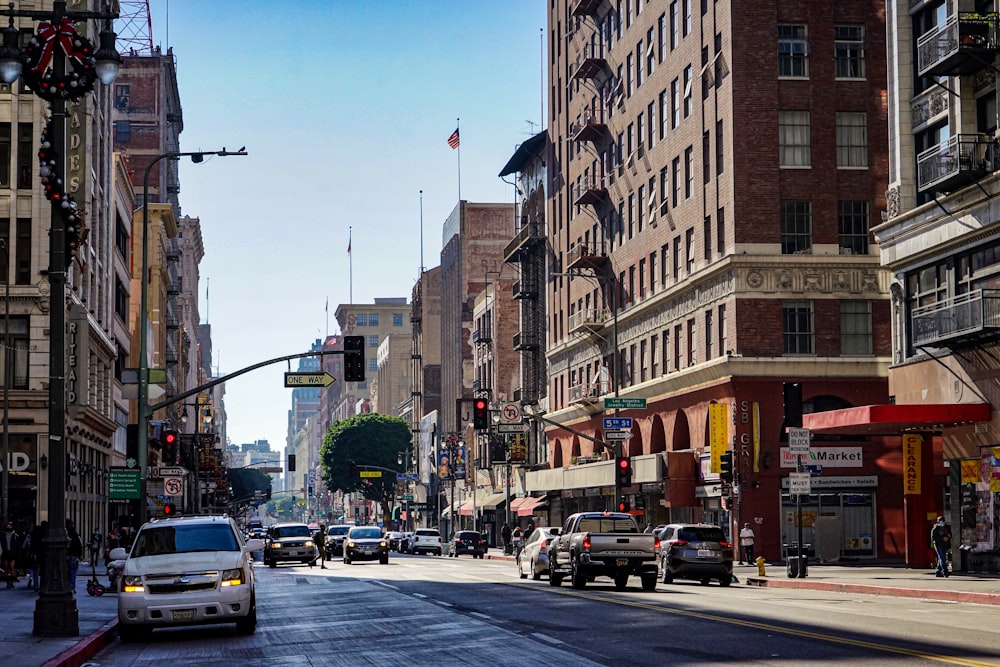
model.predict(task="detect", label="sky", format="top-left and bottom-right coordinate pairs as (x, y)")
top-left (141, 2), bottom-right (548, 453)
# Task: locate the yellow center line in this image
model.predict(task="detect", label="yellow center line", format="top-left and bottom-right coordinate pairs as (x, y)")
top-left (515, 584), bottom-right (999, 667)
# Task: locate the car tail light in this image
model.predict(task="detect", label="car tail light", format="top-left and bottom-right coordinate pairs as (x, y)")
top-left (540, 539), bottom-right (547, 549)
top-left (719, 541), bottom-right (732, 548)
top-left (583, 535), bottom-right (591, 550)
top-left (654, 536), bottom-right (661, 551)
top-left (671, 539), bottom-right (688, 546)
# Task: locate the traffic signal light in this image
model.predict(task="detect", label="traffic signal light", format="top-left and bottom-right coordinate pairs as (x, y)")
top-left (344, 335), bottom-right (366, 381)
top-left (618, 499), bottom-right (630, 512)
top-left (265, 488), bottom-right (272, 501)
top-left (288, 454), bottom-right (296, 472)
top-left (163, 503), bottom-right (177, 516)
top-left (161, 430), bottom-right (178, 465)
top-left (720, 451), bottom-right (734, 483)
top-left (615, 456), bottom-right (632, 487)
top-left (473, 398), bottom-right (489, 429)
top-left (783, 382), bottom-right (803, 429)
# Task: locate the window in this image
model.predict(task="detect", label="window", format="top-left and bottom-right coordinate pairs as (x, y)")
top-left (705, 309), bottom-right (714, 359)
top-left (0, 124), bottom-right (9, 187)
top-left (651, 333), bottom-right (659, 377)
top-left (685, 228), bottom-right (695, 272)
top-left (718, 304), bottom-right (727, 356)
top-left (781, 200), bottom-right (812, 254)
top-left (717, 206), bottom-right (725, 256)
top-left (671, 78), bottom-right (680, 128)
top-left (636, 42), bottom-right (644, 87)
top-left (393, 313), bottom-right (404, 326)
top-left (659, 89), bottom-right (668, 139)
top-left (716, 118), bottom-right (724, 175)
top-left (671, 156), bottom-right (680, 207)
top-left (779, 111), bottom-right (811, 167)
top-left (661, 243), bottom-right (669, 286)
top-left (367, 335), bottom-right (378, 347)
top-left (16, 123), bottom-right (30, 190)
top-left (841, 301), bottom-right (873, 355)
top-left (670, 2), bottom-right (679, 49)
top-left (658, 13), bottom-right (667, 62)
top-left (684, 146), bottom-right (694, 198)
top-left (834, 25), bottom-right (865, 78)
top-left (703, 131), bottom-right (711, 183)
top-left (838, 200), bottom-right (869, 255)
top-left (368, 359), bottom-right (378, 372)
top-left (115, 278), bottom-right (128, 322)
top-left (783, 301), bottom-right (814, 354)
top-left (674, 323), bottom-right (683, 370)
top-left (649, 251), bottom-right (657, 293)
top-left (15, 217), bottom-right (29, 285)
top-left (683, 65), bottom-right (692, 117)
top-left (626, 52), bottom-right (634, 96)
top-left (646, 28), bottom-right (656, 76)
top-left (356, 314), bottom-right (368, 326)
top-left (683, 0), bottom-right (692, 37)
top-left (672, 236), bottom-right (681, 281)
top-left (115, 120), bottom-right (130, 143)
top-left (703, 216), bottom-right (712, 260)
top-left (369, 313), bottom-right (379, 326)
top-left (778, 24), bottom-right (808, 77)
top-left (115, 84), bottom-right (130, 108)
top-left (639, 258), bottom-right (646, 299)
top-left (836, 112), bottom-right (868, 167)
top-left (0, 316), bottom-right (28, 389)
top-left (686, 318), bottom-right (696, 366)
top-left (647, 101), bottom-right (656, 149)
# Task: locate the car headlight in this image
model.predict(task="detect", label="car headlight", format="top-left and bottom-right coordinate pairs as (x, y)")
top-left (221, 568), bottom-right (246, 587)
top-left (122, 575), bottom-right (144, 593)
top-left (379, 541), bottom-right (388, 548)
top-left (304, 540), bottom-right (315, 547)
top-left (346, 541), bottom-right (356, 548)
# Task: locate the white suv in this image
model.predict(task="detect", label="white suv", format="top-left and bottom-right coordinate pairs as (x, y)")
top-left (116, 515), bottom-right (264, 642)
top-left (409, 528), bottom-right (443, 555)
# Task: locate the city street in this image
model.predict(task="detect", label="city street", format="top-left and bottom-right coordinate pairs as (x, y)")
top-left (88, 554), bottom-right (1000, 666)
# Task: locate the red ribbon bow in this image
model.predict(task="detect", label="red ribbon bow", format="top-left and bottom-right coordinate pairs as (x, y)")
top-left (31, 18), bottom-right (81, 74)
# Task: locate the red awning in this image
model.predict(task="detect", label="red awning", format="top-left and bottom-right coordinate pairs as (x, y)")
top-left (802, 403), bottom-right (991, 436)
top-left (458, 499), bottom-right (474, 516)
top-left (516, 496), bottom-right (548, 516)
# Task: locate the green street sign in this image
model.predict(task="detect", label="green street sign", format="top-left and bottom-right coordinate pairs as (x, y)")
top-left (108, 467), bottom-right (141, 500)
top-left (604, 397), bottom-right (647, 410)
top-left (402, 494), bottom-right (414, 501)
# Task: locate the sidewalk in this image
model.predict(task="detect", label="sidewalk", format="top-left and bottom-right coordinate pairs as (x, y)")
top-left (1, 564), bottom-right (119, 667)
top-left (487, 552), bottom-right (1000, 605)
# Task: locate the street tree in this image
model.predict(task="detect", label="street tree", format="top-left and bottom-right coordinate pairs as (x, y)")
top-left (321, 412), bottom-right (411, 525)
top-left (227, 467), bottom-right (271, 503)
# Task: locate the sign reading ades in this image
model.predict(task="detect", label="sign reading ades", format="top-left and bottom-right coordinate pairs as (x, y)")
top-left (780, 447), bottom-right (863, 468)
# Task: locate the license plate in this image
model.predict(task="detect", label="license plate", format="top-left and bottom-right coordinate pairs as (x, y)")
top-left (616, 558), bottom-right (629, 567)
top-left (697, 549), bottom-right (713, 557)
top-left (172, 609), bottom-right (195, 622)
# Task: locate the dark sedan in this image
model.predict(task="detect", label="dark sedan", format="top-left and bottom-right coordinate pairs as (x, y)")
top-left (344, 526), bottom-right (389, 564)
top-left (449, 530), bottom-right (487, 559)
top-left (325, 525), bottom-right (351, 556)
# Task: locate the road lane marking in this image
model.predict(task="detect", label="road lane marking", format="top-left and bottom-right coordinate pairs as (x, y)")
top-left (533, 633), bottom-right (564, 645)
top-left (470, 612), bottom-right (491, 620)
top-left (526, 585), bottom-right (1000, 667)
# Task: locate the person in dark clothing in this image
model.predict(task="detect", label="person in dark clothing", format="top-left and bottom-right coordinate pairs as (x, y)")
top-left (315, 524), bottom-right (327, 568)
top-left (0, 522), bottom-right (20, 588)
top-left (931, 516), bottom-right (952, 577)
top-left (500, 523), bottom-right (512, 555)
top-left (65, 520), bottom-right (84, 589)
top-left (27, 521), bottom-right (46, 592)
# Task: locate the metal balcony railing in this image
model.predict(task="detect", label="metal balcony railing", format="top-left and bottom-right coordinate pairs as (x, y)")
top-left (911, 289), bottom-right (1000, 347)
top-left (570, 110), bottom-right (608, 145)
top-left (568, 379), bottom-right (609, 403)
top-left (513, 332), bottom-right (539, 350)
top-left (571, 0), bottom-right (603, 18)
top-left (512, 279), bottom-right (538, 299)
top-left (472, 327), bottom-right (492, 344)
top-left (572, 43), bottom-right (607, 81)
top-left (503, 218), bottom-right (545, 261)
top-left (568, 307), bottom-right (611, 333)
top-left (571, 176), bottom-right (609, 208)
top-left (917, 134), bottom-right (997, 193)
top-left (565, 241), bottom-right (609, 271)
top-left (917, 12), bottom-right (998, 78)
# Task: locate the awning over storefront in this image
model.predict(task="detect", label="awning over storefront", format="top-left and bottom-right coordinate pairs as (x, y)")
top-left (458, 491), bottom-right (509, 516)
top-left (803, 403), bottom-right (991, 436)
top-left (515, 496), bottom-right (548, 517)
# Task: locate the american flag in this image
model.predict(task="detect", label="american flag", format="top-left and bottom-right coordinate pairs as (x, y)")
top-left (447, 128), bottom-right (460, 149)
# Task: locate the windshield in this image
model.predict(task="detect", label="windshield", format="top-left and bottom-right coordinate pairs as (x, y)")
top-left (132, 524), bottom-right (239, 557)
top-left (328, 526), bottom-right (350, 536)
top-left (576, 517), bottom-right (638, 533)
top-left (350, 528), bottom-right (382, 539)
top-left (275, 525), bottom-right (311, 538)
top-left (678, 527), bottom-right (726, 542)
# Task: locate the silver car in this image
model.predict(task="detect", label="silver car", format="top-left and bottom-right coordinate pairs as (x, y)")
top-left (518, 526), bottom-right (560, 580)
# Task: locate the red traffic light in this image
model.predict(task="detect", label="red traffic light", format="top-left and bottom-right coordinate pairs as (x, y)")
top-left (618, 458), bottom-right (629, 469)
top-left (164, 431), bottom-right (177, 445)
top-left (163, 503), bottom-right (177, 516)
top-left (474, 399), bottom-right (486, 409)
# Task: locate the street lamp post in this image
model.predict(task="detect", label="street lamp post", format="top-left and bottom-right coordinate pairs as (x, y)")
top-left (0, 239), bottom-right (8, 527)
top-left (135, 148), bottom-right (245, 526)
top-left (0, 0), bottom-right (121, 637)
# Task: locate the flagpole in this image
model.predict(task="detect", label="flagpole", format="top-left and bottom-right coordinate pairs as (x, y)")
top-left (419, 190), bottom-right (424, 277)
top-left (456, 117), bottom-right (461, 200)
top-left (348, 226), bottom-right (353, 305)
top-left (325, 296), bottom-right (329, 338)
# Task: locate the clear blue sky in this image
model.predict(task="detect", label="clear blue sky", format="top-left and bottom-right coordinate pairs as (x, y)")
top-left (147, 2), bottom-right (547, 452)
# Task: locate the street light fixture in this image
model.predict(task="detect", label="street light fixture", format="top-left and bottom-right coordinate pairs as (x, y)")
top-left (0, 239), bottom-right (8, 527)
top-left (135, 147), bottom-right (245, 526)
top-left (0, 0), bottom-right (120, 638)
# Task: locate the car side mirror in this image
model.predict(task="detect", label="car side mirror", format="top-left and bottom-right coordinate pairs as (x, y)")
top-left (551, 528), bottom-right (560, 536)
top-left (245, 538), bottom-right (265, 552)
top-left (109, 547), bottom-right (128, 560)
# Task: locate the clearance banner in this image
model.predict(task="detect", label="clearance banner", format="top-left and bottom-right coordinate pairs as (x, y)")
top-left (903, 434), bottom-right (922, 495)
top-left (709, 403), bottom-right (729, 473)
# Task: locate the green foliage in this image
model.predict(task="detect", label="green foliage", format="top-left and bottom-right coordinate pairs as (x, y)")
top-left (274, 495), bottom-right (294, 518)
top-left (320, 412), bottom-right (411, 519)
top-left (227, 467), bottom-right (271, 502)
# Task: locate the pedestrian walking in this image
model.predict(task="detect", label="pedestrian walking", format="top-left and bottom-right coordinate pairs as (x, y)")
top-left (512, 526), bottom-right (524, 560)
top-left (88, 530), bottom-right (102, 568)
top-left (28, 521), bottom-right (46, 592)
top-left (739, 523), bottom-right (756, 564)
top-left (65, 519), bottom-right (83, 589)
top-left (931, 516), bottom-right (952, 577)
top-left (500, 523), bottom-right (512, 555)
top-left (0, 521), bottom-right (20, 588)
top-left (316, 524), bottom-right (327, 568)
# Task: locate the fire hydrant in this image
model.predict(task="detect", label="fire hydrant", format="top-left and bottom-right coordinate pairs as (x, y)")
top-left (755, 556), bottom-right (767, 577)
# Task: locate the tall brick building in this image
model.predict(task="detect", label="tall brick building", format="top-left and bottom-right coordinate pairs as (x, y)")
top-left (533, 0), bottom-right (897, 560)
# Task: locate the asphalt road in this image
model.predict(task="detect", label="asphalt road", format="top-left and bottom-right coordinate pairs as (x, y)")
top-left (88, 553), bottom-right (1000, 666)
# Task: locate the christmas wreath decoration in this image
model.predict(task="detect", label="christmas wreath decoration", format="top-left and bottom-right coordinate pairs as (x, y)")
top-left (38, 119), bottom-right (86, 266)
top-left (22, 18), bottom-right (98, 102)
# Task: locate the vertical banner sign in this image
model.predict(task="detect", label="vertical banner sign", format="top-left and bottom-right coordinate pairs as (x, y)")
top-left (438, 451), bottom-right (452, 481)
top-left (752, 402), bottom-right (761, 473)
top-left (902, 433), bottom-right (922, 495)
top-left (454, 445), bottom-right (467, 481)
top-left (708, 403), bottom-right (728, 473)
top-left (961, 459), bottom-right (979, 484)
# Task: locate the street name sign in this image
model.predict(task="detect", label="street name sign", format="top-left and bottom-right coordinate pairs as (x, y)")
top-left (402, 494), bottom-right (414, 501)
top-left (603, 417), bottom-right (633, 430)
top-left (283, 371), bottom-right (337, 388)
top-left (788, 427), bottom-right (811, 454)
top-left (360, 471), bottom-right (382, 478)
top-left (604, 430), bottom-right (635, 441)
top-left (496, 423), bottom-right (529, 433)
top-left (604, 397), bottom-right (647, 410)
top-left (397, 473), bottom-right (418, 481)
top-left (804, 464), bottom-right (823, 475)
top-left (157, 466), bottom-right (186, 477)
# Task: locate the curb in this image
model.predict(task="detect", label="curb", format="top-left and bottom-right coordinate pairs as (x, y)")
top-left (745, 577), bottom-right (1000, 606)
top-left (41, 619), bottom-right (118, 667)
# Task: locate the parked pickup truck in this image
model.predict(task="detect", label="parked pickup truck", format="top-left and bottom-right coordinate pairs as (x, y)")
top-left (547, 511), bottom-right (660, 591)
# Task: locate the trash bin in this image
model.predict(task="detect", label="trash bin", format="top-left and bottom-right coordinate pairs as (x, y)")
top-left (785, 544), bottom-right (809, 578)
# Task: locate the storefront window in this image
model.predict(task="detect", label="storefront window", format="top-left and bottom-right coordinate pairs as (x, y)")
top-left (780, 490), bottom-right (875, 559)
